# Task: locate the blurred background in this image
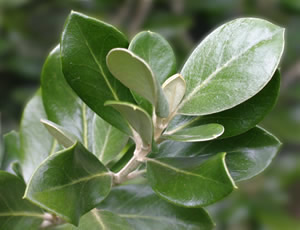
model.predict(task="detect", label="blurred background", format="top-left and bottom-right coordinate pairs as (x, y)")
top-left (0, 0), bottom-right (299, 229)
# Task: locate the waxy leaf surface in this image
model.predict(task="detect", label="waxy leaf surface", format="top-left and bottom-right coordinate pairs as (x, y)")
top-left (106, 48), bottom-right (169, 117)
top-left (20, 90), bottom-right (57, 183)
top-left (178, 18), bottom-right (284, 115)
top-left (0, 171), bottom-right (43, 230)
top-left (61, 11), bottom-right (134, 134)
top-left (42, 45), bottom-right (94, 150)
top-left (46, 210), bottom-right (133, 230)
top-left (147, 153), bottom-right (236, 207)
top-left (93, 115), bottom-right (129, 165)
top-left (105, 101), bottom-right (153, 145)
top-left (158, 127), bottom-right (281, 181)
top-left (129, 31), bottom-right (177, 85)
top-left (163, 123), bottom-right (224, 142)
top-left (41, 119), bottom-right (76, 148)
top-left (99, 184), bottom-right (214, 230)
top-left (167, 70), bottom-right (280, 138)
top-left (24, 142), bottom-right (112, 226)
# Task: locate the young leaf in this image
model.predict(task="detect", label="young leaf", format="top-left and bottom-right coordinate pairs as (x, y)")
top-left (41, 45), bottom-right (95, 150)
top-left (99, 184), bottom-right (214, 230)
top-left (93, 116), bottom-right (129, 165)
top-left (162, 73), bottom-right (186, 114)
top-left (167, 70), bottom-right (281, 138)
top-left (147, 153), bottom-right (236, 207)
top-left (1, 131), bottom-right (21, 173)
top-left (0, 171), bottom-right (43, 230)
top-left (105, 101), bottom-right (153, 146)
top-left (61, 11), bottom-right (134, 135)
top-left (178, 18), bottom-right (284, 115)
top-left (45, 210), bottom-right (133, 230)
top-left (106, 48), bottom-right (169, 118)
top-left (20, 90), bottom-right (58, 183)
top-left (157, 126), bottom-right (281, 182)
top-left (24, 142), bottom-right (112, 226)
top-left (41, 119), bottom-right (76, 148)
top-left (163, 123), bottom-right (224, 142)
top-left (129, 31), bottom-right (177, 85)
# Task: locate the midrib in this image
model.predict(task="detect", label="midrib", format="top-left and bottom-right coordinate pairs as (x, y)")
top-left (179, 29), bottom-right (281, 110)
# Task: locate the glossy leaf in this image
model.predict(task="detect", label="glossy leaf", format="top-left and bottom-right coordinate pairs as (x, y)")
top-left (167, 70), bottom-right (281, 138)
top-left (163, 123), bottom-right (224, 142)
top-left (106, 48), bottom-right (169, 117)
top-left (99, 184), bottom-right (214, 230)
top-left (147, 153), bottom-right (236, 207)
top-left (20, 90), bottom-right (57, 183)
top-left (24, 142), bottom-right (112, 226)
top-left (93, 115), bottom-right (129, 165)
top-left (1, 131), bottom-right (21, 173)
top-left (128, 31), bottom-right (177, 85)
top-left (61, 11), bottom-right (134, 135)
top-left (0, 171), bottom-right (43, 230)
top-left (158, 126), bottom-right (281, 181)
top-left (162, 73), bottom-right (186, 114)
top-left (41, 119), bottom-right (76, 148)
top-left (105, 101), bottom-right (153, 145)
top-left (45, 210), bottom-right (133, 230)
top-left (178, 18), bottom-right (285, 115)
top-left (41, 45), bottom-right (95, 150)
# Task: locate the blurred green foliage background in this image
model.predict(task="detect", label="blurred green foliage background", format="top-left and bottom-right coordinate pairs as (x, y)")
top-left (1, 0), bottom-right (299, 229)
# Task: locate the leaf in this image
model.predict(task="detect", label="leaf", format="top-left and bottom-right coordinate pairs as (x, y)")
top-left (20, 90), bottom-right (58, 183)
top-left (61, 11), bottom-right (134, 135)
top-left (167, 70), bottom-right (281, 138)
top-left (24, 142), bottom-right (112, 226)
top-left (45, 210), bottom-right (133, 230)
top-left (147, 153), bottom-right (236, 207)
top-left (163, 124), bottom-right (224, 142)
top-left (128, 31), bottom-right (177, 85)
top-left (41, 119), bottom-right (76, 148)
top-left (93, 115), bottom-right (129, 165)
top-left (157, 126), bottom-right (281, 182)
top-left (41, 45), bottom-right (95, 150)
top-left (0, 171), bottom-right (43, 230)
top-left (99, 184), bottom-right (214, 230)
top-left (105, 101), bottom-right (153, 146)
top-left (162, 73), bottom-right (186, 114)
top-left (106, 48), bottom-right (169, 118)
top-left (178, 18), bottom-right (285, 115)
top-left (1, 131), bottom-right (21, 173)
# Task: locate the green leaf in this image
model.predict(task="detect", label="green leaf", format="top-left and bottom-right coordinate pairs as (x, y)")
top-left (61, 11), bottom-right (134, 135)
top-left (162, 73), bottom-right (186, 114)
top-left (41, 45), bottom-right (95, 150)
top-left (45, 210), bottom-right (133, 230)
top-left (99, 184), bottom-right (214, 230)
top-left (147, 153), bottom-right (236, 207)
top-left (167, 70), bottom-right (281, 138)
top-left (128, 31), bottom-right (177, 85)
top-left (106, 48), bottom-right (169, 118)
top-left (24, 142), bottom-right (112, 226)
top-left (163, 124), bottom-right (224, 142)
top-left (178, 18), bottom-right (285, 115)
top-left (20, 90), bottom-right (58, 183)
top-left (1, 131), bottom-right (21, 173)
top-left (41, 119), bottom-right (76, 148)
top-left (157, 126), bottom-right (281, 182)
top-left (0, 171), bottom-right (43, 230)
top-left (105, 101), bottom-right (153, 146)
top-left (93, 115), bottom-right (129, 165)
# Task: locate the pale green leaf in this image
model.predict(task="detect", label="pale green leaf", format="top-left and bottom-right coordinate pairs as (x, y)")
top-left (178, 18), bottom-right (284, 115)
